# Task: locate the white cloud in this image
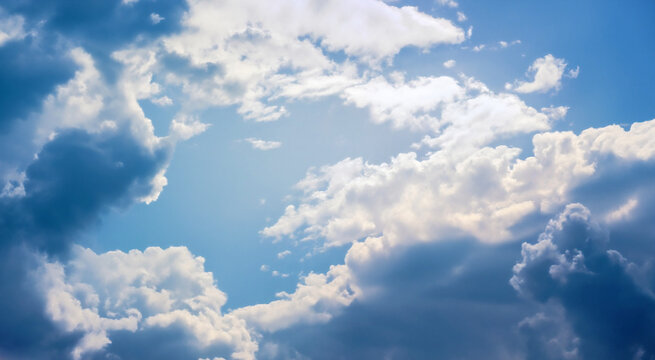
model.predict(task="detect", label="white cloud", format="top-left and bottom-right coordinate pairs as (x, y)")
top-left (0, 8), bottom-right (27, 46)
top-left (540, 105), bottom-right (569, 120)
top-left (342, 75), bottom-right (463, 131)
top-left (567, 66), bottom-right (580, 79)
top-left (241, 119), bottom-right (655, 335)
top-left (457, 11), bottom-right (467, 22)
top-left (436, 0), bottom-right (459, 8)
top-left (277, 250), bottom-right (292, 259)
top-left (37, 246), bottom-right (258, 360)
top-left (232, 265), bottom-right (358, 332)
top-left (150, 13), bottom-right (164, 24)
top-left (152, 96), bottom-right (173, 106)
top-left (508, 54), bottom-right (569, 93)
top-left (169, 114), bottom-right (210, 141)
top-left (443, 59), bottom-right (456, 68)
top-left (262, 119), bottom-right (655, 250)
top-left (605, 198), bottom-right (638, 223)
top-left (244, 138), bottom-right (282, 151)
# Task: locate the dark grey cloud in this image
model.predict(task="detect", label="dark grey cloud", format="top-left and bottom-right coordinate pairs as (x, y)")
top-left (261, 239), bottom-right (540, 360)
top-left (3, 0), bottom-right (187, 51)
top-left (512, 204), bottom-right (655, 360)
top-left (0, 33), bottom-right (75, 133)
top-left (0, 246), bottom-right (83, 360)
top-left (88, 327), bottom-right (236, 360)
top-left (1, 128), bottom-right (169, 253)
top-left (0, 128), bottom-right (170, 358)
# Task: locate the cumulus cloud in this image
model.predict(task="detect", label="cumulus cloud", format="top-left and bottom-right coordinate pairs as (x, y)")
top-left (244, 138), bottom-right (282, 151)
top-left (507, 54), bottom-right (570, 93)
top-left (36, 246), bottom-right (257, 360)
top-left (262, 119), bottom-right (655, 251)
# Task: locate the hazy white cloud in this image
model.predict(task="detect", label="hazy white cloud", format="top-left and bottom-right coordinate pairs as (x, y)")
top-left (443, 59), bottom-right (456, 68)
top-left (457, 11), bottom-right (467, 22)
top-left (540, 105), bottom-right (569, 120)
top-left (605, 198), bottom-right (638, 223)
top-left (277, 250), bottom-right (292, 259)
top-left (507, 54), bottom-right (569, 93)
top-left (498, 40), bottom-right (520, 48)
top-left (0, 8), bottom-right (27, 46)
top-left (436, 0), bottom-right (459, 8)
top-left (155, 0), bottom-right (465, 121)
top-left (151, 95), bottom-right (173, 106)
top-left (567, 66), bottom-right (580, 78)
top-left (150, 13), bottom-right (164, 24)
top-left (244, 138), bottom-right (282, 151)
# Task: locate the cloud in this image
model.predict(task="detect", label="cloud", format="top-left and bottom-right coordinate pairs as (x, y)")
top-left (512, 204), bottom-right (655, 359)
top-left (3, 0), bottom-right (188, 51)
top-left (262, 119), bottom-right (655, 251)
top-left (150, 12), bottom-right (165, 24)
top-left (260, 240), bottom-right (534, 359)
top-left (0, 7), bottom-right (27, 46)
top-left (457, 11), bottom-right (467, 22)
top-left (507, 54), bottom-right (570, 93)
top-left (567, 66), bottom-right (580, 79)
top-left (443, 59), bottom-right (456, 68)
top-left (436, 0), bottom-right (459, 8)
top-left (0, 129), bottom-right (169, 254)
top-left (277, 250), bottom-right (291, 259)
top-left (36, 246), bottom-right (257, 360)
top-left (244, 138), bottom-right (282, 151)
top-left (146, 0), bottom-right (465, 121)
top-left (232, 265), bottom-right (358, 333)
top-left (152, 95), bottom-right (173, 106)
top-left (0, 20), bottom-right (75, 136)
top-left (342, 73), bottom-right (551, 144)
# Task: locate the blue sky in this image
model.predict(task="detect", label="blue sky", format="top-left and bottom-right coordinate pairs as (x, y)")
top-left (1, 0), bottom-right (655, 359)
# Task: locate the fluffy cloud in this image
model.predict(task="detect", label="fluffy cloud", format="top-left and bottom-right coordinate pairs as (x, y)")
top-left (141, 0), bottom-right (465, 121)
top-left (263, 119), bottom-right (655, 257)
top-left (232, 265), bottom-right (358, 333)
top-left (37, 246), bottom-right (257, 360)
top-left (507, 54), bottom-right (571, 93)
top-left (239, 119), bottom-right (655, 346)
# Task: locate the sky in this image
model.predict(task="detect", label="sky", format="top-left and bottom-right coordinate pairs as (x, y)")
top-left (0, 0), bottom-right (654, 359)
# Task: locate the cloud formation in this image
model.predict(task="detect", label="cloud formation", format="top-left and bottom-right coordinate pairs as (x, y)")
top-left (507, 54), bottom-right (571, 93)
top-left (512, 204), bottom-right (655, 359)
